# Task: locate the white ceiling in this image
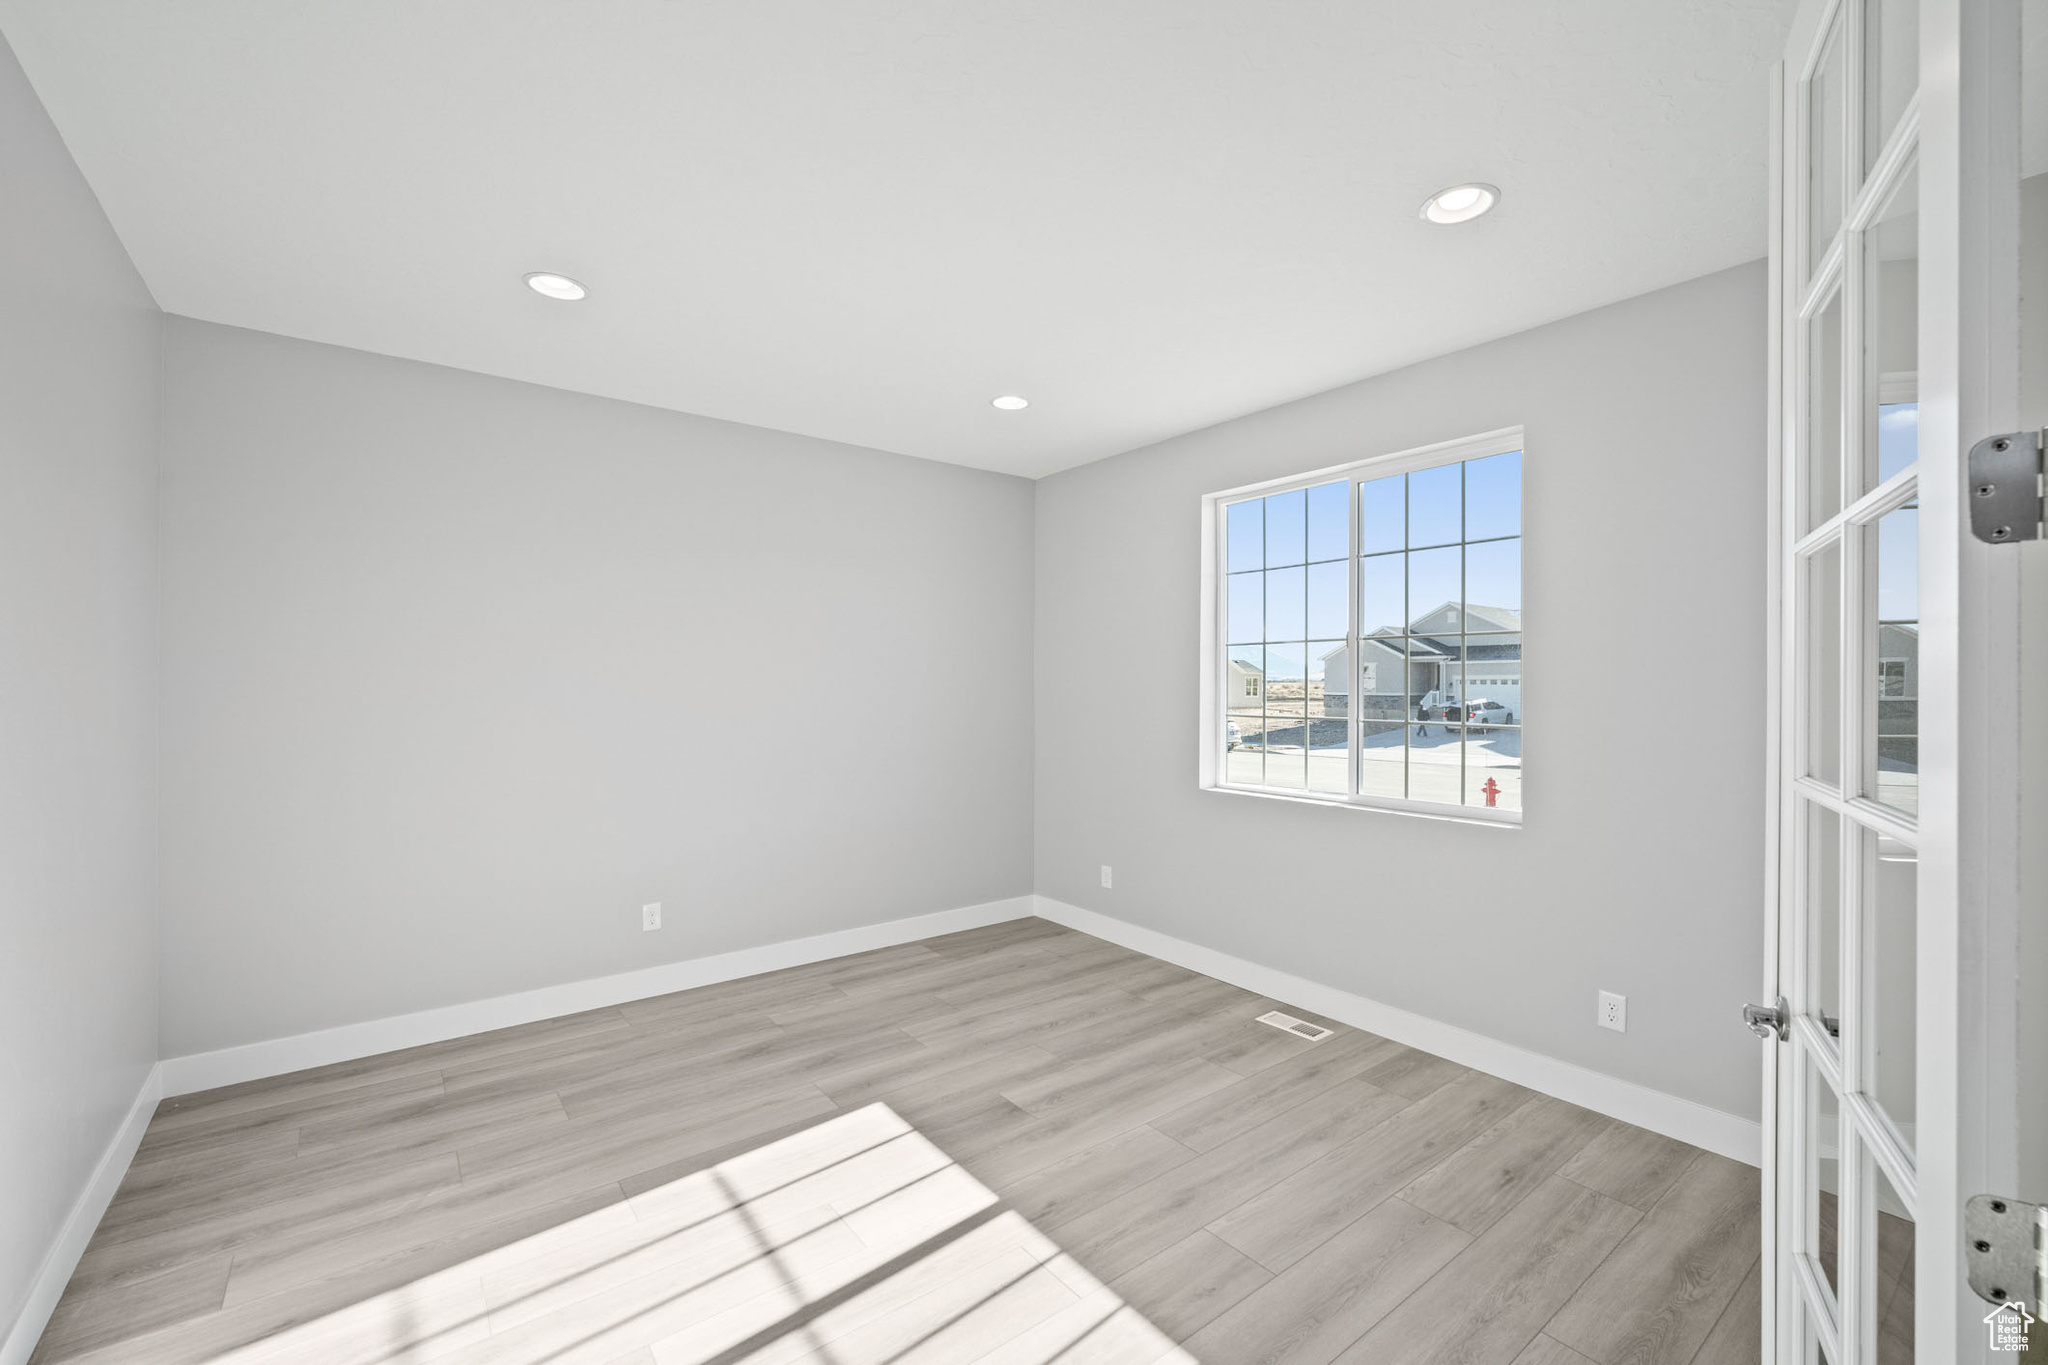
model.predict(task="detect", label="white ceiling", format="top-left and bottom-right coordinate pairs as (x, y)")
top-left (1, 1), bottom-right (1795, 478)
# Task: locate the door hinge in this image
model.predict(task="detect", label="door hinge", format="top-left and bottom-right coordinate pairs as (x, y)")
top-left (1966, 1194), bottom-right (2047, 1307)
top-left (1742, 998), bottom-right (1788, 1041)
top-left (1968, 430), bottom-right (2046, 545)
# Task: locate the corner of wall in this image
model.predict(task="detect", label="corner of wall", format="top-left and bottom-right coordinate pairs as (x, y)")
top-left (0, 1066), bottom-right (162, 1365)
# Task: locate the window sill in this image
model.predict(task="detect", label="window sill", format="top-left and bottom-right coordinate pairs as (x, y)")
top-left (1201, 782), bottom-right (1522, 828)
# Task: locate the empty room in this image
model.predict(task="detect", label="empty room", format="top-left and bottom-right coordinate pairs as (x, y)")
top-left (3, 2), bottom-right (2044, 1362)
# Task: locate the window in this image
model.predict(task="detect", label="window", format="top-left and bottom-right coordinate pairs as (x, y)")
top-left (1205, 428), bottom-right (1523, 821)
top-left (1877, 658), bottom-right (1908, 699)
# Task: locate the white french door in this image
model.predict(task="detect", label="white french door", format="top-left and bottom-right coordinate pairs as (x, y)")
top-left (1766, 0), bottom-right (2028, 1361)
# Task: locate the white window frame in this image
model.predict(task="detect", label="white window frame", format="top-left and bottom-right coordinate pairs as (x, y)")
top-left (1198, 424), bottom-right (1525, 826)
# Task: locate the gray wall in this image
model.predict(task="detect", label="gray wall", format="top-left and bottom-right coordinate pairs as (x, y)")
top-left (0, 31), bottom-right (161, 1344)
top-left (158, 320), bottom-right (1034, 1057)
top-left (1034, 262), bottom-right (1769, 1122)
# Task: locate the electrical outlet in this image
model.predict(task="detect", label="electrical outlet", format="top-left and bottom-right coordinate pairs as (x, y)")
top-left (642, 902), bottom-right (662, 932)
top-left (1597, 990), bottom-right (1626, 1033)
top-left (1100, 865), bottom-right (1113, 889)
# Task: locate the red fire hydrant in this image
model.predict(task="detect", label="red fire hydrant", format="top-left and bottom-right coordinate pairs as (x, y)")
top-left (1481, 777), bottom-right (1501, 808)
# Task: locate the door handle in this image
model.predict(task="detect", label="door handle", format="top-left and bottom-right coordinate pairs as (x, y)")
top-left (1743, 998), bottom-right (1789, 1041)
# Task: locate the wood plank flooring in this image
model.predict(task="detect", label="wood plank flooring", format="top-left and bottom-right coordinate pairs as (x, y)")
top-left (31, 919), bottom-right (1761, 1364)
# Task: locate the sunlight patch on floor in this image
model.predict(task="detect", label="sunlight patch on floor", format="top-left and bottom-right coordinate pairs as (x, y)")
top-left (203, 1102), bottom-right (1191, 1364)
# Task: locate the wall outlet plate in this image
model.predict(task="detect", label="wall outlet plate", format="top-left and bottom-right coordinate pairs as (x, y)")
top-left (1100, 865), bottom-right (1113, 889)
top-left (1598, 990), bottom-right (1626, 1032)
top-left (642, 903), bottom-right (662, 931)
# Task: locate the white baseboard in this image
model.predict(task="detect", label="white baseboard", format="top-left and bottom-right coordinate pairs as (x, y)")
top-left (155, 888), bottom-right (1756, 1152)
top-left (2, 1063), bottom-right (162, 1365)
top-left (161, 896), bottom-right (1036, 1097)
top-left (1032, 896), bottom-right (1762, 1167)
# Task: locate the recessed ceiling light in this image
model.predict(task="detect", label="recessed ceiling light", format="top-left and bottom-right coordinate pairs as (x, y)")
top-left (524, 271), bottom-right (588, 301)
top-left (1420, 183), bottom-right (1499, 225)
top-left (991, 395), bottom-right (1030, 410)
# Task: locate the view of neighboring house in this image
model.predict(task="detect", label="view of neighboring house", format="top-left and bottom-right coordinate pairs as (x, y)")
top-left (1228, 653), bottom-right (1265, 706)
top-left (1877, 620), bottom-right (1920, 809)
top-left (1321, 602), bottom-right (1523, 720)
top-left (1878, 620), bottom-right (1919, 706)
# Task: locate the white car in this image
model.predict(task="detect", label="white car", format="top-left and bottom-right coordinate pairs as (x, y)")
top-left (1226, 719), bottom-right (1243, 749)
top-left (1461, 698), bottom-right (1516, 726)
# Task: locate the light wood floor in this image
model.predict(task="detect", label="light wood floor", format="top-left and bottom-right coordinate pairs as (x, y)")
top-left (32, 919), bottom-right (1763, 1364)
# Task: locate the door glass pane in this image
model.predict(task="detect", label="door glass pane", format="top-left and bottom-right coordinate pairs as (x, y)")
top-left (1805, 1053), bottom-right (1843, 1302)
top-left (1865, 0), bottom-right (1918, 173)
top-left (1806, 801), bottom-right (1844, 1046)
top-left (1870, 1158), bottom-right (1916, 1363)
top-left (1866, 166), bottom-right (1919, 495)
top-left (1810, 22), bottom-right (1847, 272)
top-left (1872, 503), bottom-right (1919, 814)
top-left (1805, 539), bottom-right (1844, 785)
top-left (1877, 403), bottom-right (1919, 486)
top-left (1868, 829), bottom-right (1918, 1151)
top-left (1807, 290), bottom-right (1846, 531)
